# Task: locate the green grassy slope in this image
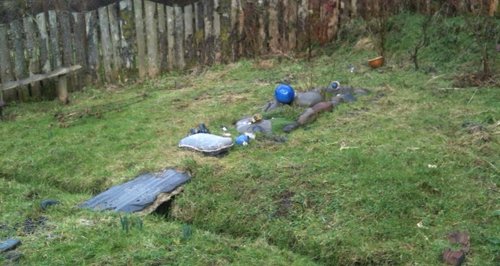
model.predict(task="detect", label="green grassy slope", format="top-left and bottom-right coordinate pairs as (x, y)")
top-left (0, 13), bottom-right (498, 265)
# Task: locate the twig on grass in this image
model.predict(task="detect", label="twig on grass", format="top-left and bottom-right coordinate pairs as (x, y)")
top-left (467, 88), bottom-right (479, 105)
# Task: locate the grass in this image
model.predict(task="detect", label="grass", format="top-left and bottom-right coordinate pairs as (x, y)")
top-left (1, 13), bottom-right (499, 265)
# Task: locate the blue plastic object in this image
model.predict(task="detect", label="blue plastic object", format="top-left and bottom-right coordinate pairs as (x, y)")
top-left (40, 199), bottom-right (60, 210)
top-left (274, 84), bottom-right (295, 104)
top-left (330, 81), bottom-right (340, 89)
top-left (0, 239), bottom-right (21, 252)
top-left (235, 134), bottom-right (250, 146)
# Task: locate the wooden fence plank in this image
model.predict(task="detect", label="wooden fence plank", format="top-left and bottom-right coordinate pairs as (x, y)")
top-left (48, 11), bottom-right (62, 69)
top-left (108, 3), bottom-right (123, 80)
top-left (297, 0), bottom-right (308, 50)
top-left (213, 0), bottom-right (222, 62)
top-left (11, 19), bottom-right (29, 101)
top-left (98, 6), bottom-right (114, 82)
top-left (145, 1), bottom-right (159, 77)
top-left (166, 5), bottom-right (175, 70)
top-left (59, 11), bottom-right (75, 91)
top-left (174, 4), bottom-right (186, 69)
top-left (288, 0), bottom-right (297, 51)
top-left (23, 16), bottom-right (41, 98)
top-left (327, 0), bottom-right (341, 42)
top-left (0, 24), bottom-right (16, 101)
top-left (184, 4), bottom-right (195, 66)
top-left (195, 2), bottom-right (204, 33)
top-left (72, 13), bottom-right (87, 86)
top-left (134, 0), bottom-right (147, 78)
top-left (204, 0), bottom-right (213, 40)
top-left (238, 0), bottom-right (245, 56)
top-left (258, 0), bottom-right (268, 54)
top-left (119, 0), bottom-right (135, 70)
top-left (1, 65), bottom-right (82, 92)
top-left (195, 2), bottom-right (205, 64)
top-left (204, 0), bottom-right (214, 64)
top-left (218, 0), bottom-right (231, 63)
top-left (280, 0), bottom-right (288, 51)
top-left (351, 0), bottom-right (357, 16)
top-left (36, 13), bottom-right (51, 74)
top-left (230, 0), bottom-right (239, 60)
top-left (269, 0), bottom-right (280, 53)
top-left (86, 10), bottom-right (101, 83)
top-left (59, 12), bottom-right (73, 67)
top-left (157, 4), bottom-right (168, 72)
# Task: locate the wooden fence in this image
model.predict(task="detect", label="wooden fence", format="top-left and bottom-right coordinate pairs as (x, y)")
top-left (0, 0), bottom-right (495, 102)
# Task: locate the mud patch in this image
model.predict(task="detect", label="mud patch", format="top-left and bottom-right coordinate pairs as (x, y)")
top-left (22, 216), bottom-right (48, 235)
top-left (274, 190), bottom-right (295, 218)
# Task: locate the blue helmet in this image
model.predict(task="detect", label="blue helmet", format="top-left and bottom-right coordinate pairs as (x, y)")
top-left (274, 84), bottom-right (295, 104)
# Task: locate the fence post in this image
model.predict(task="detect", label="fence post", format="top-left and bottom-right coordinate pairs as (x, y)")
top-left (98, 6), bottom-right (115, 83)
top-left (158, 4), bottom-right (168, 72)
top-left (195, 2), bottom-right (205, 64)
top-left (134, 0), bottom-right (147, 78)
top-left (86, 10), bottom-right (101, 84)
top-left (108, 3), bottom-right (123, 80)
top-left (297, 0), bottom-right (308, 50)
top-left (23, 16), bottom-right (42, 99)
top-left (288, 0), bottom-right (298, 52)
top-left (257, 0), bottom-right (268, 55)
top-left (59, 11), bottom-right (75, 91)
top-left (204, 0), bottom-right (215, 64)
top-left (213, 0), bottom-right (222, 62)
top-left (11, 19), bottom-right (29, 101)
top-left (327, 0), bottom-right (341, 42)
top-left (0, 24), bottom-right (15, 101)
top-left (72, 13), bottom-right (88, 88)
top-left (269, 0), bottom-right (280, 53)
top-left (230, 0), bottom-right (240, 60)
top-left (184, 4), bottom-right (195, 66)
top-left (36, 13), bottom-right (51, 74)
top-left (48, 11), bottom-right (62, 70)
top-left (174, 4), bottom-right (186, 69)
top-left (145, 1), bottom-right (159, 77)
top-left (166, 5), bottom-right (175, 70)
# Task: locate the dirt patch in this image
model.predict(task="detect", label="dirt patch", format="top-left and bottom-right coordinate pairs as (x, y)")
top-left (254, 59), bottom-right (275, 70)
top-left (22, 216), bottom-right (48, 235)
top-left (274, 190), bottom-right (295, 218)
top-left (221, 94), bottom-right (248, 104)
top-left (453, 72), bottom-right (499, 87)
top-left (441, 231), bottom-right (470, 265)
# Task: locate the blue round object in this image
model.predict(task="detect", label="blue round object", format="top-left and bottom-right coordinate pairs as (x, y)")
top-left (235, 134), bottom-right (250, 146)
top-left (330, 81), bottom-right (340, 89)
top-left (274, 84), bottom-right (295, 104)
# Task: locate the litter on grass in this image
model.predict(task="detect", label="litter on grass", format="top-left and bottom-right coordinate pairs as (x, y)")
top-left (236, 117), bottom-right (272, 134)
top-left (80, 168), bottom-right (190, 214)
top-left (0, 239), bottom-right (21, 253)
top-left (179, 133), bottom-right (233, 155)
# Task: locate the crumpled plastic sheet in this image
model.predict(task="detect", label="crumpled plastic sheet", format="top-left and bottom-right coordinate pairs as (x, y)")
top-left (179, 133), bottom-right (233, 155)
top-left (236, 117), bottom-right (272, 134)
top-left (294, 91), bottom-right (323, 107)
